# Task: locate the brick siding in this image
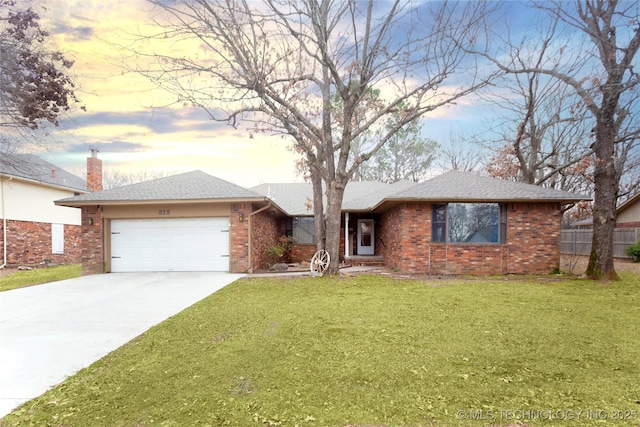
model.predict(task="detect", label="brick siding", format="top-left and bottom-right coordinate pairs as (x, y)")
top-left (618, 221), bottom-right (640, 228)
top-left (378, 202), bottom-right (562, 275)
top-left (86, 153), bottom-right (103, 192)
top-left (81, 206), bottom-right (104, 275)
top-left (505, 202), bottom-right (562, 274)
top-left (290, 244), bottom-right (317, 263)
top-left (73, 199), bottom-right (562, 276)
top-left (0, 219), bottom-right (81, 267)
top-left (230, 203), bottom-right (251, 273)
top-left (250, 208), bottom-right (283, 270)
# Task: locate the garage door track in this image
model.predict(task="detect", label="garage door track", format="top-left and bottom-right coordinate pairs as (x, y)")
top-left (0, 272), bottom-right (243, 418)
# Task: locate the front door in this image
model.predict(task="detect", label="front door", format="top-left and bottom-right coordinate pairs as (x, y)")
top-left (357, 219), bottom-right (375, 255)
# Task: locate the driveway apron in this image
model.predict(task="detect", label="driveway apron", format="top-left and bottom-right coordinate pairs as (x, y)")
top-left (0, 272), bottom-right (243, 418)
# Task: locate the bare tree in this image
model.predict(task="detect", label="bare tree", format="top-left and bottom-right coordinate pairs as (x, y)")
top-left (101, 168), bottom-right (176, 190)
top-left (0, 0), bottom-right (82, 156)
top-left (437, 132), bottom-right (487, 173)
top-left (484, 67), bottom-right (594, 194)
top-left (130, 0), bottom-right (498, 273)
top-left (474, 1), bottom-right (640, 280)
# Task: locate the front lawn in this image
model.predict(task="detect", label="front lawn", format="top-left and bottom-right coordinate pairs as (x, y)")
top-left (0, 264), bottom-right (81, 292)
top-left (2, 273), bottom-right (640, 426)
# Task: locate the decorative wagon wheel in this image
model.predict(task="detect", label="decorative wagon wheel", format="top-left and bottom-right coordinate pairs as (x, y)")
top-left (310, 250), bottom-right (330, 276)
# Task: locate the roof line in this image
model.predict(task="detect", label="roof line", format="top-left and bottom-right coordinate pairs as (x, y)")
top-left (367, 196), bottom-right (588, 211)
top-left (617, 192), bottom-right (640, 214)
top-left (1, 173), bottom-right (88, 193)
top-left (55, 197), bottom-right (272, 207)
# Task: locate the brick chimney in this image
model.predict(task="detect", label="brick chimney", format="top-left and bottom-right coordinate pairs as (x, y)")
top-left (87, 148), bottom-right (103, 192)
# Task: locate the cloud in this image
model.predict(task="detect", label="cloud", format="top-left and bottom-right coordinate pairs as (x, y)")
top-left (61, 107), bottom-right (229, 135)
top-left (52, 22), bottom-right (94, 41)
top-left (64, 140), bottom-right (148, 154)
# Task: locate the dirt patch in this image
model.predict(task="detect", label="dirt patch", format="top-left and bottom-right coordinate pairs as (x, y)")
top-left (0, 267), bottom-right (18, 278)
top-left (561, 255), bottom-right (640, 276)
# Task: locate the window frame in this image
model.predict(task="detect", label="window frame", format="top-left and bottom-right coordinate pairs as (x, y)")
top-left (291, 216), bottom-right (316, 244)
top-left (432, 204), bottom-right (447, 243)
top-left (431, 203), bottom-right (506, 244)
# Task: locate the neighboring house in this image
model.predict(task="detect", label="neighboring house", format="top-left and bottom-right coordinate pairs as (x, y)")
top-left (571, 192), bottom-right (640, 229)
top-left (57, 170), bottom-right (586, 276)
top-left (0, 151), bottom-right (101, 268)
top-left (562, 194), bottom-right (640, 258)
top-left (616, 193), bottom-right (640, 228)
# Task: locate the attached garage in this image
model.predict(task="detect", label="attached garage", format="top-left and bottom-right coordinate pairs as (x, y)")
top-left (55, 170), bottom-right (283, 275)
top-left (110, 218), bottom-right (230, 272)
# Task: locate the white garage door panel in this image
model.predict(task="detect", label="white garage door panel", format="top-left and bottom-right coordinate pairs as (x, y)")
top-left (111, 218), bottom-right (230, 272)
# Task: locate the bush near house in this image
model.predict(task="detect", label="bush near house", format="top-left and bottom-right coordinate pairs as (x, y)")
top-left (627, 241), bottom-right (640, 262)
top-left (264, 236), bottom-right (294, 269)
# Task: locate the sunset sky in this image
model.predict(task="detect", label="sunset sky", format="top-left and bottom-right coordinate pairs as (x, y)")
top-left (34, 0), bottom-right (493, 187)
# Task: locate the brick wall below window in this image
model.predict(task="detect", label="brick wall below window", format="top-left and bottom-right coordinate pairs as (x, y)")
top-left (290, 244), bottom-right (317, 263)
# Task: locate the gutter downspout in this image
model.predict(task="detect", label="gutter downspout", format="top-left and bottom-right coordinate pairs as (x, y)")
top-left (344, 212), bottom-right (349, 260)
top-left (1, 177), bottom-right (7, 269)
top-left (247, 200), bottom-right (272, 273)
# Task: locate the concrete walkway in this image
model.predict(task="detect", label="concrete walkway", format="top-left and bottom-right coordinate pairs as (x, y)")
top-left (0, 272), bottom-right (243, 418)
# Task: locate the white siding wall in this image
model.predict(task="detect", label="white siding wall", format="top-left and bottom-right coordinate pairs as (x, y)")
top-left (1, 179), bottom-right (81, 225)
top-left (618, 201), bottom-right (640, 224)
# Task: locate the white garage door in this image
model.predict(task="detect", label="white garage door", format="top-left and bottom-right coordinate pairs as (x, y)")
top-left (111, 218), bottom-right (230, 272)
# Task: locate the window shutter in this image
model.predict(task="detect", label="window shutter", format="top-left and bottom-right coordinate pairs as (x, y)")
top-left (52, 223), bottom-right (64, 254)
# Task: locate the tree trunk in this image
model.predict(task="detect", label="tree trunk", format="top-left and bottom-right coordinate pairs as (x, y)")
top-left (310, 164), bottom-right (325, 252)
top-left (586, 120), bottom-right (619, 280)
top-left (324, 180), bottom-right (346, 275)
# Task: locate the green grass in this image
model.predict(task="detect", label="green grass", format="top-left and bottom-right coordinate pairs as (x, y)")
top-left (0, 264), bottom-right (81, 292)
top-left (3, 273), bottom-right (640, 426)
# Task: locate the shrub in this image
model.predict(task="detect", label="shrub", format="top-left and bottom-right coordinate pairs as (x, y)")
top-left (626, 241), bottom-right (640, 262)
top-left (265, 236), bottom-right (294, 267)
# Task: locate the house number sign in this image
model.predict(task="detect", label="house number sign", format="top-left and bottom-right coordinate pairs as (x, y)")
top-left (158, 209), bottom-right (171, 216)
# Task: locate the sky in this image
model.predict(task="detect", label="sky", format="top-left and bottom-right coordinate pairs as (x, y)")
top-left (29, 0), bottom-right (499, 187)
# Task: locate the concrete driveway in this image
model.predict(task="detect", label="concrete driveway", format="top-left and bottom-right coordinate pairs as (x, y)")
top-left (0, 272), bottom-right (243, 418)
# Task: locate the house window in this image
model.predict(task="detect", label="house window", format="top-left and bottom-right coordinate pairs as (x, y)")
top-left (431, 203), bottom-right (506, 243)
top-left (292, 217), bottom-right (316, 244)
top-left (52, 223), bottom-right (64, 254)
top-left (432, 204), bottom-right (447, 242)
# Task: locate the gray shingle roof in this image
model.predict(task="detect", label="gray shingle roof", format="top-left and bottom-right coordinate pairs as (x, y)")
top-left (343, 180), bottom-right (417, 210)
top-left (251, 181), bottom-right (402, 216)
top-left (251, 183), bottom-right (314, 216)
top-left (0, 153), bottom-right (87, 192)
top-left (253, 172), bottom-right (588, 215)
top-left (56, 169), bottom-right (588, 210)
top-left (342, 181), bottom-right (395, 209)
top-left (57, 170), bottom-right (264, 205)
top-left (387, 170), bottom-right (588, 204)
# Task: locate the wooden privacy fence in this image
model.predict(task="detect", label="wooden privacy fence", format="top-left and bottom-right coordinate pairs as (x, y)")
top-left (561, 228), bottom-right (639, 258)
